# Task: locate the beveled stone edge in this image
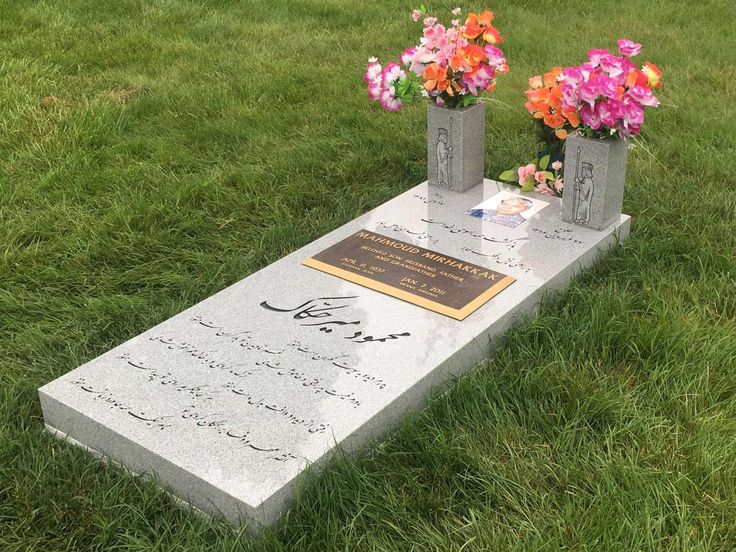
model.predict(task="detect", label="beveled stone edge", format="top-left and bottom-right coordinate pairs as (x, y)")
top-left (38, 388), bottom-right (271, 532)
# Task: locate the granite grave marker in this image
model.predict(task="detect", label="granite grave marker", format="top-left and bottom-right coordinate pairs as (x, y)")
top-left (39, 180), bottom-right (630, 531)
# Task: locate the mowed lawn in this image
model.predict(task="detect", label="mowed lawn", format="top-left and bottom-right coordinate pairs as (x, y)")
top-left (1, 0), bottom-right (735, 550)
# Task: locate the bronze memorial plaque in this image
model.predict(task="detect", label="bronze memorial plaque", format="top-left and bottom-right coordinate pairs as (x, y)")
top-left (303, 230), bottom-right (515, 320)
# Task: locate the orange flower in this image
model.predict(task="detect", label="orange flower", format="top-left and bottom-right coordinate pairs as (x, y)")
top-left (543, 111), bottom-right (566, 129)
top-left (543, 67), bottom-right (562, 87)
top-left (483, 25), bottom-right (503, 44)
top-left (642, 62), bottom-right (663, 89)
top-left (449, 54), bottom-right (464, 72)
top-left (547, 87), bottom-right (562, 109)
top-left (525, 87), bottom-right (549, 106)
top-left (423, 63), bottom-right (448, 91)
top-left (524, 73), bottom-right (580, 137)
top-left (563, 109), bottom-right (580, 127)
top-left (460, 44), bottom-right (485, 67)
top-left (465, 10), bottom-right (502, 43)
top-left (477, 10), bottom-right (494, 26)
top-left (625, 69), bottom-right (648, 88)
top-left (463, 12), bottom-right (483, 38)
top-left (528, 75), bottom-right (543, 89)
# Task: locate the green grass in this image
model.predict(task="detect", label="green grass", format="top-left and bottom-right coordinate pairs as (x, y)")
top-left (1, 0), bottom-right (735, 549)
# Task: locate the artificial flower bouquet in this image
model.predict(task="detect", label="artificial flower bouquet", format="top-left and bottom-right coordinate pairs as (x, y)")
top-left (558, 39), bottom-right (662, 140)
top-left (364, 6), bottom-right (509, 111)
top-left (499, 39), bottom-right (663, 197)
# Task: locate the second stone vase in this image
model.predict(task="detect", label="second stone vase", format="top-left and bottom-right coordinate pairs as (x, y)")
top-left (561, 132), bottom-right (628, 230)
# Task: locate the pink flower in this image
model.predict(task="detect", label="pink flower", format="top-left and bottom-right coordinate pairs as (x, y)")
top-left (423, 16), bottom-right (437, 27)
top-left (518, 163), bottom-right (536, 185)
top-left (561, 66), bottom-right (584, 84)
top-left (376, 62), bottom-right (406, 112)
top-left (381, 62), bottom-right (404, 87)
top-left (410, 60), bottom-right (426, 78)
top-left (421, 24), bottom-right (448, 50)
top-left (597, 98), bottom-right (624, 128)
top-left (452, 7), bottom-right (462, 15)
top-left (534, 171), bottom-right (547, 185)
top-left (400, 47), bottom-right (416, 65)
top-left (553, 177), bottom-right (564, 192)
top-left (587, 48), bottom-right (610, 66)
top-left (578, 80), bottom-right (600, 106)
top-left (365, 58), bottom-right (383, 101)
top-left (617, 39), bottom-right (641, 57)
top-left (451, 19), bottom-right (460, 27)
top-left (411, 9), bottom-right (421, 22)
top-left (435, 43), bottom-right (457, 67)
top-left (367, 81), bottom-right (381, 101)
top-left (600, 54), bottom-right (627, 80)
top-left (626, 85), bottom-right (659, 107)
top-left (379, 87), bottom-right (402, 111)
top-left (462, 64), bottom-right (495, 95)
top-left (621, 101), bottom-right (644, 134)
top-left (483, 45), bottom-right (506, 68)
top-left (364, 58), bottom-right (381, 83)
top-left (579, 62), bottom-right (598, 80)
top-left (551, 160), bottom-right (563, 171)
top-left (536, 183), bottom-right (554, 196)
top-left (408, 46), bottom-right (434, 77)
top-left (580, 103), bottom-right (602, 130)
top-left (596, 74), bottom-right (618, 98)
top-left (559, 81), bottom-right (578, 108)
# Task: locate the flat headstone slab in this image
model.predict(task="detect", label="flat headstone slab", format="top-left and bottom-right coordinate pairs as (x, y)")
top-left (39, 180), bottom-right (630, 531)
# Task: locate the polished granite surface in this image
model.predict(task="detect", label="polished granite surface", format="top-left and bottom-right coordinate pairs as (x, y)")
top-left (39, 180), bottom-right (630, 530)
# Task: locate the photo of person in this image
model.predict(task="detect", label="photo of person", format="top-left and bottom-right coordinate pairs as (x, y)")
top-left (465, 191), bottom-right (549, 228)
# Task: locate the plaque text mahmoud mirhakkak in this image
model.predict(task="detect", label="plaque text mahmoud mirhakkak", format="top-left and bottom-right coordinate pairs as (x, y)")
top-left (303, 230), bottom-right (515, 320)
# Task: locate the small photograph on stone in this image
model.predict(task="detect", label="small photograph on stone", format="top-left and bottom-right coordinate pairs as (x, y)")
top-left (465, 191), bottom-right (549, 228)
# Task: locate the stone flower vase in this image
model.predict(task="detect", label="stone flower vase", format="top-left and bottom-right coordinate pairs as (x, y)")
top-left (561, 132), bottom-right (628, 230)
top-left (427, 102), bottom-right (485, 193)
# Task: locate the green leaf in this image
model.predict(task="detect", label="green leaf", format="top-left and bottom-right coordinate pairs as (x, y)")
top-left (396, 79), bottom-right (413, 97)
top-left (520, 175), bottom-right (535, 192)
top-left (545, 171), bottom-right (554, 181)
top-left (520, 182), bottom-right (535, 192)
top-left (539, 154), bottom-right (550, 170)
top-left (456, 95), bottom-right (475, 108)
top-left (499, 170), bottom-right (515, 181)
